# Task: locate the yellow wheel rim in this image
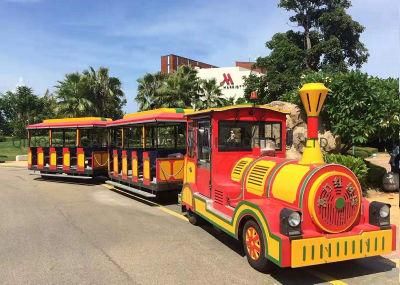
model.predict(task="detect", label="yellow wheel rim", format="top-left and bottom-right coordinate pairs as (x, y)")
top-left (245, 226), bottom-right (261, 261)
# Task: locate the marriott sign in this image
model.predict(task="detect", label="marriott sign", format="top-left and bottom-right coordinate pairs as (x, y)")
top-left (197, 66), bottom-right (263, 101)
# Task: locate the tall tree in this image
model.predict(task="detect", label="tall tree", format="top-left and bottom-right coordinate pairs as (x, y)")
top-left (244, 0), bottom-right (369, 102)
top-left (0, 86), bottom-right (42, 138)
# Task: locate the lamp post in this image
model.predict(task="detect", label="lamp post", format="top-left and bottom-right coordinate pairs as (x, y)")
top-left (298, 83), bottom-right (330, 165)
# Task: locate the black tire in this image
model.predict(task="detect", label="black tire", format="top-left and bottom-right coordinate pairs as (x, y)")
top-left (242, 220), bottom-right (272, 272)
top-left (187, 210), bottom-right (201, 226)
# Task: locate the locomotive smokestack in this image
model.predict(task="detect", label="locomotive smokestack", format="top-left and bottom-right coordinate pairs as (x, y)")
top-left (298, 83), bottom-right (330, 165)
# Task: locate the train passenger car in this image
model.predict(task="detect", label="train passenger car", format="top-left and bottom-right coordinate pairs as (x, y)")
top-left (27, 117), bottom-right (110, 178)
top-left (180, 83), bottom-right (396, 271)
top-left (106, 108), bottom-right (192, 197)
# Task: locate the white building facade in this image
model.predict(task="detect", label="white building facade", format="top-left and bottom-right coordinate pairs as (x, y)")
top-left (196, 66), bottom-right (263, 101)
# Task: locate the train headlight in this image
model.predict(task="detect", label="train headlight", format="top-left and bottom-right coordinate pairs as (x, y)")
top-left (280, 208), bottom-right (302, 238)
top-left (369, 201), bottom-right (391, 228)
top-left (288, 211), bottom-right (301, 227)
top-left (379, 204), bottom-right (390, 218)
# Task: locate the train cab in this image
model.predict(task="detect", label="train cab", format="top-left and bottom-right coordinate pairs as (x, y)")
top-left (181, 105), bottom-right (288, 214)
top-left (27, 117), bottom-right (110, 177)
top-left (106, 108), bottom-right (192, 197)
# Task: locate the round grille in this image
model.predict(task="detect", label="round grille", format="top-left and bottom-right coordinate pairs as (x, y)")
top-left (310, 174), bottom-right (361, 233)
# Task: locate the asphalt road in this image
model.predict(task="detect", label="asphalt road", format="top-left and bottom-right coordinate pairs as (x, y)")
top-left (0, 166), bottom-right (398, 285)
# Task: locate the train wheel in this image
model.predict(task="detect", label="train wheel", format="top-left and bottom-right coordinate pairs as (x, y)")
top-left (187, 210), bottom-right (201, 226)
top-left (242, 220), bottom-right (272, 272)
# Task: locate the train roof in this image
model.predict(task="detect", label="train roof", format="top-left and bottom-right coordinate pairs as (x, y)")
top-left (27, 117), bottom-right (111, 129)
top-left (185, 104), bottom-right (290, 117)
top-left (110, 108), bottom-right (193, 126)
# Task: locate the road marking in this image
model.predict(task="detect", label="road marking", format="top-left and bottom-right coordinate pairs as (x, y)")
top-left (102, 184), bottom-right (188, 221)
top-left (307, 269), bottom-right (347, 285)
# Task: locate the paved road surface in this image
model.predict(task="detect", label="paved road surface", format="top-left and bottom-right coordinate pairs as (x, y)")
top-left (0, 167), bottom-right (398, 284)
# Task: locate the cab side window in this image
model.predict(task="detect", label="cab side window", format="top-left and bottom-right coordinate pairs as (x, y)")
top-left (197, 120), bottom-right (211, 166)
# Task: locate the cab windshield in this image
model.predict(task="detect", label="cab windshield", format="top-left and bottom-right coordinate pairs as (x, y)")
top-left (218, 121), bottom-right (281, 151)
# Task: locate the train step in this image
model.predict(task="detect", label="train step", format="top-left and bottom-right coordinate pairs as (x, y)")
top-left (105, 180), bottom-right (156, 198)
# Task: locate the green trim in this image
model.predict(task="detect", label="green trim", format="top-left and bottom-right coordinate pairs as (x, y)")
top-left (360, 240), bottom-right (363, 254)
top-left (374, 237), bottom-right (378, 251)
top-left (303, 246), bottom-right (306, 261)
top-left (192, 195), bottom-right (283, 266)
top-left (382, 237), bottom-right (385, 251)
top-left (344, 241), bottom-right (348, 255)
top-left (352, 240), bottom-right (355, 254)
top-left (175, 108), bottom-right (185, 113)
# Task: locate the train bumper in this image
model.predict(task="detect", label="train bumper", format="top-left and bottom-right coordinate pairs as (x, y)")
top-left (290, 228), bottom-right (395, 268)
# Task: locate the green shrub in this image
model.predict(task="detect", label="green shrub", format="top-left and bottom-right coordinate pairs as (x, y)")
top-left (0, 136), bottom-right (5, 142)
top-left (324, 153), bottom-right (368, 186)
top-left (346, 146), bottom-right (378, 158)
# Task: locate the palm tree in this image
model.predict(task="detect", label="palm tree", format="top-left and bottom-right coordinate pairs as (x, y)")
top-left (136, 72), bottom-right (166, 111)
top-left (198, 79), bottom-right (224, 110)
top-left (158, 66), bottom-right (200, 108)
top-left (55, 73), bottom-right (93, 117)
top-left (83, 67), bottom-right (126, 119)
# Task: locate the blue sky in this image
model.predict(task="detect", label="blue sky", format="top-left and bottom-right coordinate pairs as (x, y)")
top-left (0, 0), bottom-right (398, 113)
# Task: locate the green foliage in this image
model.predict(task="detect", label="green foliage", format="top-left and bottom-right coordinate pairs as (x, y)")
top-left (136, 66), bottom-right (226, 111)
top-left (0, 86), bottom-right (47, 138)
top-left (285, 71), bottom-right (400, 152)
top-left (325, 153), bottom-right (368, 186)
top-left (243, 73), bottom-right (271, 103)
top-left (0, 136), bottom-right (5, 142)
top-left (56, 66), bottom-right (126, 119)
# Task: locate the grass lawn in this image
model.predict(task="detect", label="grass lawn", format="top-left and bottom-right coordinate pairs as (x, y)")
top-left (0, 137), bottom-right (28, 161)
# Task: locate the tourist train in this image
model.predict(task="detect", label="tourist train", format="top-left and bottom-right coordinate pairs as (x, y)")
top-left (26, 83), bottom-right (396, 271)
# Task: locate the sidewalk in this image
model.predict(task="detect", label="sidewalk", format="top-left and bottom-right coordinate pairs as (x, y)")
top-left (0, 161), bottom-right (27, 168)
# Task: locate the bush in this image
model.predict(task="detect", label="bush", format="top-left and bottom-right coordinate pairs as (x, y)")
top-left (0, 136), bottom-right (5, 142)
top-left (324, 153), bottom-right (368, 186)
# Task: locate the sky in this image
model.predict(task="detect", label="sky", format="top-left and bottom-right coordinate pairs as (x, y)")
top-left (0, 0), bottom-right (398, 113)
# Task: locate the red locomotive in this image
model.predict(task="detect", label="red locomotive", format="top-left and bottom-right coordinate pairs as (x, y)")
top-left (180, 83), bottom-right (396, 271)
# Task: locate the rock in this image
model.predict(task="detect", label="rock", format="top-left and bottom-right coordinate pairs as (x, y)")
top-left (319, 130), bottom-right (341, 153)
top-left (264, 101), bottom-right (340, 156)
top-left (266, 101), bottom-right (307, 129)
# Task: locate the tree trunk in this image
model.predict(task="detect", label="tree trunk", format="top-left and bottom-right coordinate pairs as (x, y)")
top-left (304, 12), bottom-right (312, 69)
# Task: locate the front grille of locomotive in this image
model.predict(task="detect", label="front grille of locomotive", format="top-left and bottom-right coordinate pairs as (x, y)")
top-left (310, 174), bottom-right (361, 233)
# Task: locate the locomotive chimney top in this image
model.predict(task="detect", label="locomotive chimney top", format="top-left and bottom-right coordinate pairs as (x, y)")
top-left (298, 83), bottom-right (330, 165)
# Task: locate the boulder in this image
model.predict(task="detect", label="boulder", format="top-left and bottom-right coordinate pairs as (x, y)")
top-left (264, 101), bottom-right (340, 156)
